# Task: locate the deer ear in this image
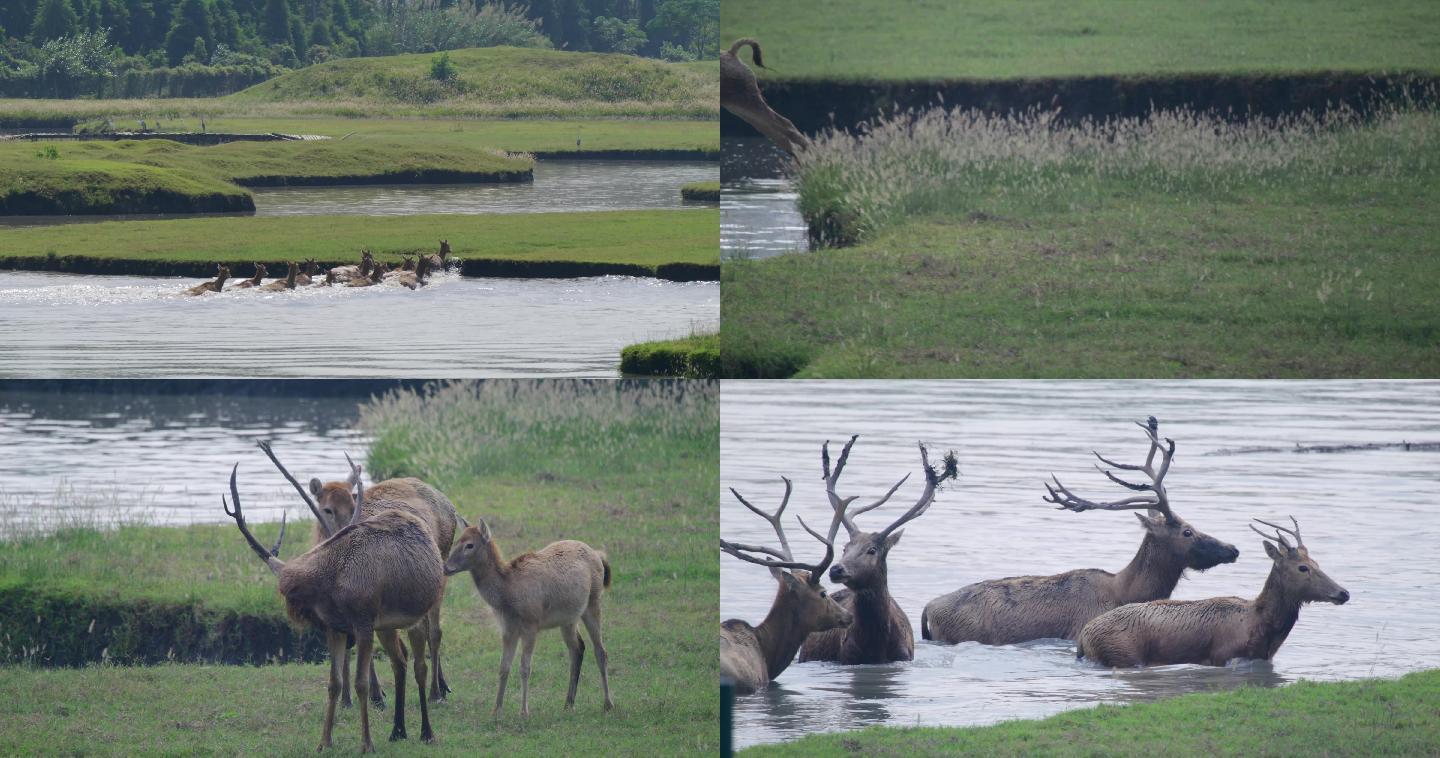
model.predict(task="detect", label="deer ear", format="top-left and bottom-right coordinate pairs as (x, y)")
top-left (777, 569), bottom-right (803, 589)
top-left (309, 478), bottom-right (323, 497)
top-left (1263, 540), bottom-right (1284, 561)
top-left (1134, 512), bottom-right (1162, 532)
top-left (476, 519), bottom-right (491, 542)
top-left (883, 529), bottom-right (904, 549)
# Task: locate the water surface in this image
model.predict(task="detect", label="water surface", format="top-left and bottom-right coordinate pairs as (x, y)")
top-left (721, 380), bottom-right (1440, 748)
top-left (722, 138), bottom-right (808, 259)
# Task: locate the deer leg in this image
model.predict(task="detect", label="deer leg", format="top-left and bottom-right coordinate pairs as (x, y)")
top-left (493, 631), bottom-right (518, 718)
top-left (354, 629), bottom-right (376, 754)
top-left (341, 644), bottom-right (353, 708)
top-left (561, 623), bottom-right (584, 709)
top-left (377, 630), bottom-right (407, 743)
top-left (519, 632), bottom-right (537, 719)
top-left (367, 633), bottom-right (387, 710)
top-left (407, 625), bottom-right (435, 744)
top-left (427, 607), bottom-right (447, 702)
top-left (581, 611), bottom-right (613, 712)
top-left (320, 630), bottom-right (346, 752)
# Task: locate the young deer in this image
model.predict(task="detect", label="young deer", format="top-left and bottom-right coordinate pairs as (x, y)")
top-left (230, 262), bottom-right (268, 289)
top-left (295, 258), bottom-right (319, 286)
top-left (224, 463), bottom-right (444, 752)
top-left (258, 441), bottom-right (462, 706)
top-left (922, 418), bottom-right (1240, 646)
top-left (799, 438), bottom-right (958, 664)
top-left (259, 261), bottom-right (300, 291)
top-left (720, 476), bottom-right (853, 694)
top-left (423, 240), bottom-right (451, 272)
top-left (185, 263), bottom-right (229, 295)
top-left (444, 520), bottom-right (614, 718)
top-left (721, 39), bottom-right (810, 157)
top-left (1077, 517), bottom-right (1349, 667)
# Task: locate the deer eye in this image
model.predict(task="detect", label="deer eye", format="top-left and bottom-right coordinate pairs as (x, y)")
top-left (1298, 565), bottom-right (1310, 573)
top-left (867, 547), bottom-right (877, 555)
top-left (465, 543), bottom-right (474, 550)
top-left (819, 590), bottom-right (827, 598)
top-left (1182, 529), bottom-right (1193, 538)
top-left (324, 508), bottom-right (333, 514)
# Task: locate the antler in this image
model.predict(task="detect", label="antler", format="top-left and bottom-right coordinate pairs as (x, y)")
top-left (721, 476), bottom-right (838, 584)
top-left (257, 440), bottom-right (333, 537)
top-left (345, 453), bottom-right (366, 528)
top-left (1043, 416), bottom-right (1178, 524)
top-left (222, 464), bottom-right (284, 574)
top-left (824, 436), bottom-right (957, 540)
top-left (876, 443), bottom-right (957, 541)
top-left (1250, 516), bottom-right (1304, 551)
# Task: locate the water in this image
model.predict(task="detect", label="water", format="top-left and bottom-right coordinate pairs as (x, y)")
top-left (722, 138), bottom-right (808, 259)
top-left (0, 386), bottom-right (371, 532)
top-left (0, 272), bottom-right (717, 377)
top-left (720, 380), bottom-right (1440, 748)
top-left (0, 160), bottom-right (719, 228)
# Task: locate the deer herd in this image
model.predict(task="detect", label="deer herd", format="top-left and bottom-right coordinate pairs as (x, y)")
top-left (721, 418), bottom-right (1351, 695)
top-left (183, 240), bottom-right (453, 296)
top-left (225, 439), bottom-right (612, 752)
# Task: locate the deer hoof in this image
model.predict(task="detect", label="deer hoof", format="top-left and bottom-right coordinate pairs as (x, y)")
top-left (389, 728), bottom-right (406, 742)
top-left (360, 740), bottom-right (375, 754)
top-left (421, 731), bottom-right (436, 745)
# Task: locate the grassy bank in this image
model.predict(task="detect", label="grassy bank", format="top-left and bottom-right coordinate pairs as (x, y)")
top-left (722, 0), bottom-right (1440, 81)
top-left (620, 332), bottom-right (719, 378)
top-left (0, 380), bottom-right (719, 755)
top-left (0, 156), bottom-right (255, 215)
top-left (681, 181), bottom-right (721, 201)
top-left (742, 669), bottom-right (1440, 756)
top-left (0, 209), bottom-right (718, 280)
top-left (721, 108), bottom-right (1440, 377)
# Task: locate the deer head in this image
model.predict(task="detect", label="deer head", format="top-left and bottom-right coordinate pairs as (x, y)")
top-left (1251, 517), bottom-right (1349, 604)
top-left (401, 256), bottom-right (416, 272)
top-left (304, 258), bottom-right (318, 275)
top-left (1043, 417), bottom-right (1239, 571)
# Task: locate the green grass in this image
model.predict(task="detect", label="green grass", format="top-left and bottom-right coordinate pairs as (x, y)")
top-left (0, 380), bottom-right (719, 755)
top-left (681, 181), bottom-right (721, 201)
top-left (722, 0), bottom-right (1440, 81)
top-left (741, 669), bottom-right (1440, 756)
top-left (620, 332), bottom-right (719, 378)
top-left (0, 209), bottom-right (718, 273)
top-left (0, 154), bottom-right (254, 215)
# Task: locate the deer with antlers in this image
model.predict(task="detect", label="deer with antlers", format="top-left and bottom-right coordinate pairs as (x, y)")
top-left (1077, 517), bottom-right (1349, 667)
top-left (721, 475), bottom-right (853, 694)
top-left (921, 417), bottom-right (1240, 646)
top-left (224, 461), bottom-right (444, 752)
top-left (722, 39), bottom-right (811, 157)
top-left (798, 438), bottom-right (958, 664)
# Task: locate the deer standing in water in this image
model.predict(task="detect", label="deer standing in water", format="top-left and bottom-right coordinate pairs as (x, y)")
top-left (185, 263), bottom-right (229, 295)
top-left (922, 418), bottom-right (1240, 646)
top-left (720, 476), bottom-right (853, 694)
top-left (444, 519), bottom-right (614, 718)
top-left (423, 240), bottom-right (451, 272)
top-left (224, 462), bottom-right (443, 752)
top-left (230, 262), bottom-right (267, 289)
top-left (1077, 517), bottom-right (1349, 667)
top-left (799, 438), bottom-right (957, 664)
top-left (722, 39), bottom-right (810, 157)
top-left (259, 261), bottom-right (300, 291)
top-left (258, 441), bottom-right (463, 707)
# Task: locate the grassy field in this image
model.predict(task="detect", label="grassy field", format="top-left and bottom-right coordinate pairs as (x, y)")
top-left (721, 0), bottom-right (1440, 81)
top-left (620, 332), bottom-right (719, 378)
top-left (0, 380), bottom-right (719, 755)
top-left (722, 107), bottom-right (1440, 378)
top-left (681, 181), bottom-right (721, 201)
top-left (0, 209), bottom-right (718, 276)
top-left (0, 154), bottom-right (254, 215)
top-left (741, 669), bottom-right (1440, 756)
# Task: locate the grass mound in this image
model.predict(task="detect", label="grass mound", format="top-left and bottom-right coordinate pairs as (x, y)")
top-left (681, 181), bottom-right (720, 201)
top-left (0, 154), bottom-right (253, 215)
top-left (620, 333), bottom-right (719, 378)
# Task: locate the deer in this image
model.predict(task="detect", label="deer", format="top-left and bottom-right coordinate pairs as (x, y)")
top-left (385, 254), bottom-right (431, 290)
top-left (294, 258), bottom-right (319, 286)
top-left (329, 249), bottom-right (375, 283)
top-left (722, 39), bottom-right (811, 157)
top-left (921, 417), bottom-right (1240, 646)
top-left (184, 263), bottom-right (229, 295)
top-left (1077, 517), bottom-right (1349, 667)
top-left (349, 262), bottom-right (387, 288)
top-left (258, 440), bottom-right (463, 707)
top-left (443, 519), bottom-right (614, 718)
top-left (230, 262), bottom-right (268, 289)
top-left (398, 256), bottom-right (417, 273)
top-left (799, 438), bottom-right (958, 664)
top-left (720, 475), bottom-right (854, 694)
top-left (423, 240), bottom-right (451, 272)
top-left (259, 261), bottom-right (300, 291)
top-left (223, 462), bottom-right (443, 753)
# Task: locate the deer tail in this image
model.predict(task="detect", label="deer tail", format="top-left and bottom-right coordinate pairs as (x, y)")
top-left (920, 606), bottom-right (931, 641)
top-left (728, 38), bottom-right (764, 68)
top-left (601, 553), bottom-right (612, 589)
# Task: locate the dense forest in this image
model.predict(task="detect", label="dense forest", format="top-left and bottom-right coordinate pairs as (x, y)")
top-left (0, 0), bottom-right (717, 97)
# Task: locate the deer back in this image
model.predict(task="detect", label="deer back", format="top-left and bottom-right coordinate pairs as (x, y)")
top-left (923, 568), bottom-right (1120, 645)
top-left (309, 477), bottom-right (461, 553)
top-left (1076, 596), bottom-right (1254, 667)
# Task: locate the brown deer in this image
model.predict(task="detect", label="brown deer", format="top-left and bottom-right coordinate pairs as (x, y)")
top-left (722, 39), bottom-right (810, 157)
top-left (329, 249), bottom-right (375, 283)
top-left (230, 262), bottom-right (268, 289)
top-left (349, 262), bottom-right (387, 288)
top-left (259, 261), bottom-right (300, 291)
top-left (443, 519), bottom-right (614, 718)
top-left (921, 417), bottom-right (1240, 646)
top-left (294, 258), bottom-right (319, 286)
top-left (386, 254), bottom-right (431, 290)
top-left (799, 438), bottom-right (957, 664)
top-left (720, 476), bottom-right (853, 694)
top-left (184, 263), bottom-right (229, 295)
top-left (423, 240), bottom-right (451, 272)
top-left (258, 441), bottom-right (462, 706)
top-left (224, 463), bottom-right (443, 752)
top-left (1077, 517), bottom-right (1349, 667)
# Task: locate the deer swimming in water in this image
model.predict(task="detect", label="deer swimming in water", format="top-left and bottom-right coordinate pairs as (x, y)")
top-left (185, 263), bottom-right (229, 295)
top-left (230, 262), bottom-right (267, 289)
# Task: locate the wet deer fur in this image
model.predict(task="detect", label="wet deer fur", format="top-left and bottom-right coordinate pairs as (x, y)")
top-left (185, 263), bottom-right (229, 295)
top-left (799, 437), bottom-right (958, 664)
top-left (444, 520), bottom-right (614, 718)
top-left (295, 258), bottom-right (319, 286)
top-left (230, 262), bottom-right (267, 289)
top-left (922, 418), bottom-right (1239, 646)
top-left (721, 39), bottom-right (811, 157)
top-left (259, 261), bottom-right (300, 291)
top-left (1076, 517), bottom-right (1349, 667)
top-left (224, 462), bottom-right (444, 753)
top-left (423, 240), bottom-right (451, 272)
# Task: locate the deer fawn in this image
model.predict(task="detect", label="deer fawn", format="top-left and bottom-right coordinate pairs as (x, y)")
top-left (230, 262), bottom-right (267, 289)
top-left (720, 475), bottom-right (853, 694)
top-left (922, 418), bottom-right (1239, 646)
top-left (1077, 517), bottom-right (1349, 667)
top-left (722, 39), bottom-right (810, 157)
top-left (184, 263), bottom-right (229, 295)
top-left (799, 438), bottom-right (958, 664)
top-left (444, 519), bottom-right (614, 718)
top-left (224, 462), bottom-right (444, 752)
